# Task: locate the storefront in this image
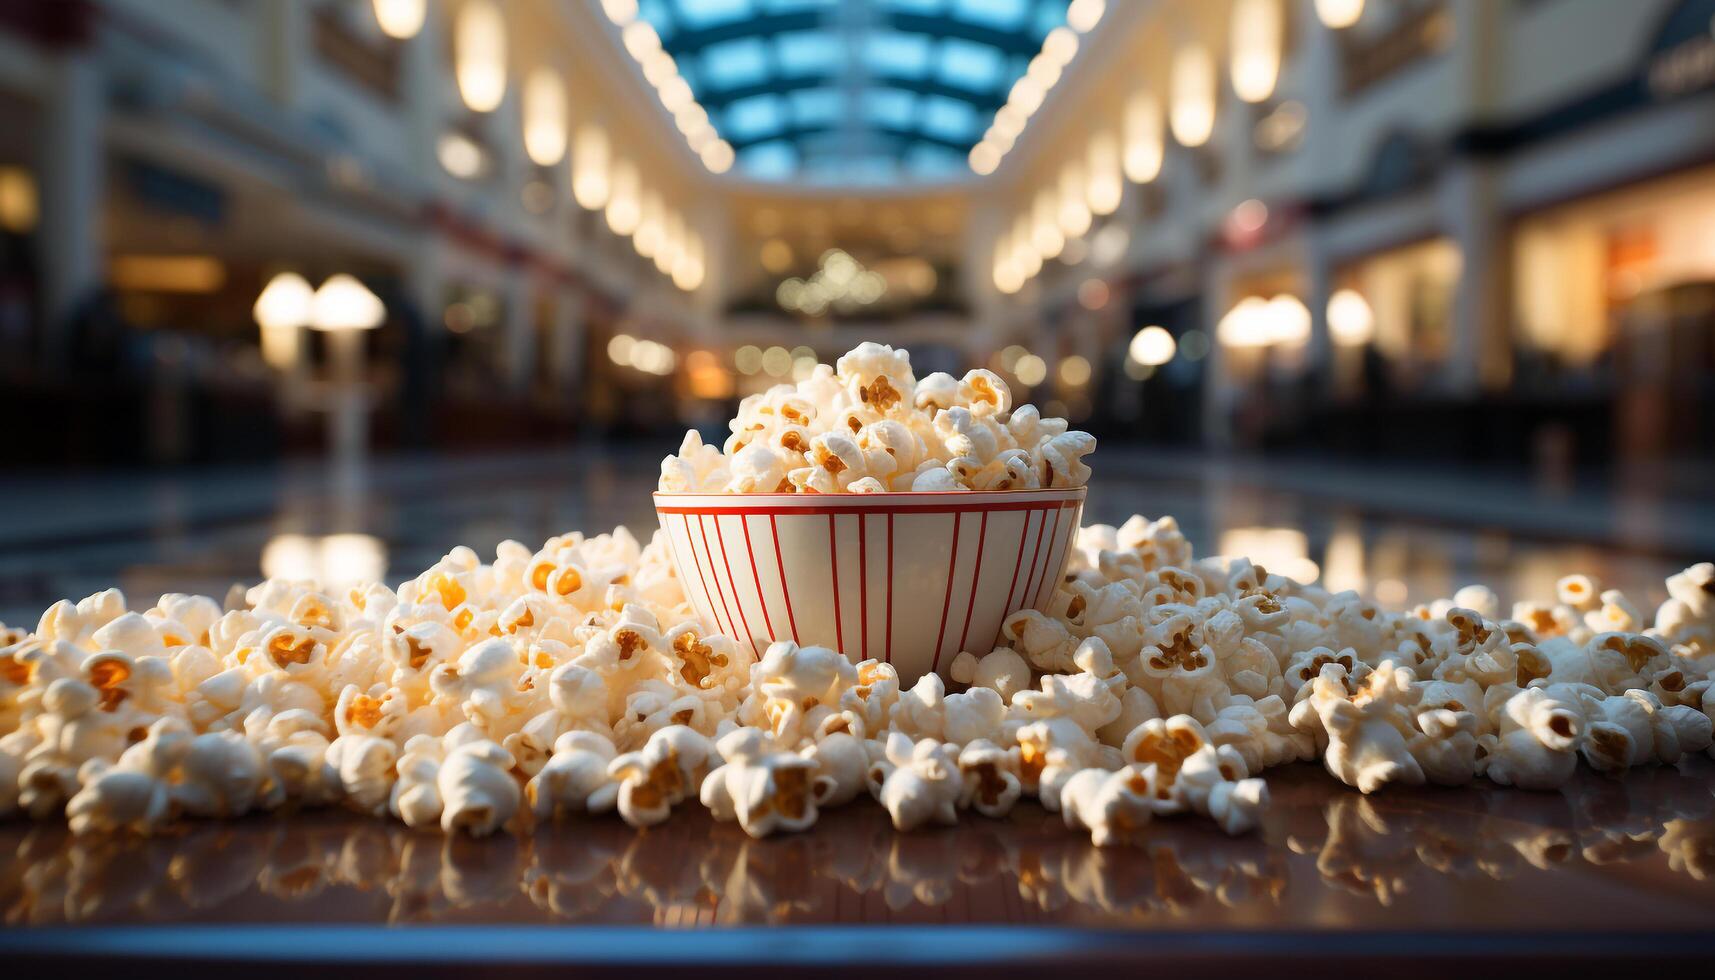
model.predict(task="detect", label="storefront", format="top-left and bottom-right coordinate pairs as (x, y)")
top-left (1512, 163), bottom-right (1715, 460)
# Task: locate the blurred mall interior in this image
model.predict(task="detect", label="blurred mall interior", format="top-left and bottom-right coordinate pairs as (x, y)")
top-left (0, 0), bottom-right (1713, 618)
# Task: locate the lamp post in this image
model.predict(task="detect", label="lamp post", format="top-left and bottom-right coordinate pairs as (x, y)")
top-left (308, 273), bottom-right (385, 471)
top-left (253, 271), bottom-right (313, 415)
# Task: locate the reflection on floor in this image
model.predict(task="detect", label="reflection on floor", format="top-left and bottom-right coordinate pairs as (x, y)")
top-left (3, 761), bottom-right (1712, 928)
top-left (2, 446), bottom-right (1709, 629)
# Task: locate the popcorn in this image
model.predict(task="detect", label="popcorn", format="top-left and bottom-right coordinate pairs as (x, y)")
top-left (871, 734), bottom-right (961, 831)
top-left (1482, 687), bottom-right (1584, 791)
top-left (1059, 766), bottom-right (1155, 846)
top-left (526, 730), bottom-right (618, 819)
top-left (1294, 662), bottom-right (1425, 794)
top-left (437, 737), bottom-right (520, 836)
top-left (660, 343), bottom-right (1094, 493)
top-left (2, 474), bottom-right (1712, 856)
top-left (606, 725), bottom-right (715, 827)
top-left (700, 728), bottom-right (836, 838)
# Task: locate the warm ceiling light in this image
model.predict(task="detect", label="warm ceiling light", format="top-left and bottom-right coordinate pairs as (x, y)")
top-left (674, 102), bottom-right (709, 135)
top-left (686, 122), bottom-right (718, 153)
top-left (601, 0), bottom-right (638, 26)
top-left (605, 160), bottom-right (641, 236)
top-left (571, 124), bottom-right (610, 210)
top-left (634, 191), bottom-right (664, 258)
top-left (1031, 188), bottom-right (1064, 260)
top-left (1012, 214), bottom-right (1041, 278)
top-left (1266, 294), bottom-right (1311, 346)
top-left (1042, 26), bottom-right (1079, 67)
top-left (1315, 0), bottom-right (1365, 29)
top-left (700, 139), bottom-right (734, 174)
top-left (253, 272), bottom-right (314, 331)
top-left (437, 131), bottom-right (485, 179)
top-left (372, 0), bottom-right (425, 39)
top-left (622, 20), bottom-right (661, 61)
top-left (672, 231), bottom-right (705, 291)
top-left (1170, 44), bottom-right (1216, 147)
top-left (310, 274), bottom-right (385, 331)
top-left (968, 141), bottom-right (1001, 176)
top-left (1328, 288), bottom-right (1376, 345)
top-left (1066, 0), bottom-right (1105, 33)
top-left (642, 50), bottom-right (677, 87)
top-left (1026, 52), bottom-right (1062, 89)
top-left (1085, 130), bottom-right (1122, 215)
top-left (522, 67), bottom-right (567, 166)
top-left (1128, 325), bottom-right (1176, 366)
top-left (993, 104), bottom-right (1026, 139)
top-left (1057, 160), bottom-right (1092, 238)
top-left (1123, 89), bottom-right (1163, 183)
top-left (1008, 76), bottom-right (1046, 116)
top-left (656, 211), bottom-right (684, 275)
top-left (454, 0), bottom-right (507, 113)
top-left (1231, 0), bottom-right (1283, 104)
top-left (659, 77), bottom-right (694, 113)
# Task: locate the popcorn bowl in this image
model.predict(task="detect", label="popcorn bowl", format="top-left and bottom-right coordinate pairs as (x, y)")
top-left (654, 487), bottom-right (1086, 683)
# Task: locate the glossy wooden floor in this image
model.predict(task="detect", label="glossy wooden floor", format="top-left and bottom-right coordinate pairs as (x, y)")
top-left (2, 760), bottom-right (1713, 973)
top-left (2, 447), bottom-right (1712, 974)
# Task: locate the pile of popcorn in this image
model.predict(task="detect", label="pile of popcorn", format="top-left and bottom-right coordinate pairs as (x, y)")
top-left (659, 342), bottom-right (1096, 493)
top-left (2, 508), bottom-right (1711, 847)
top-left (1, 345), bottom-right (1710, 847)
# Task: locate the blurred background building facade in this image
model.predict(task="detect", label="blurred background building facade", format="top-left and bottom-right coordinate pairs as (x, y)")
top-left (0, 0), bottom-right (1712, 472)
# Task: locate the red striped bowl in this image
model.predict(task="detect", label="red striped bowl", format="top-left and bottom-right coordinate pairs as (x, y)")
top-left (654, 487), bottom-right (1086, 683)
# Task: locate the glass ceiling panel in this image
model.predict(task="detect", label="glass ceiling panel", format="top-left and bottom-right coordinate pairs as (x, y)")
top-left (636, 0), bottom-right (1072, 183)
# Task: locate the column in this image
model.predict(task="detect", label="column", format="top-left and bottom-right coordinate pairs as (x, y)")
top-left (38, 50), bottom-right (103, 367)
top-left (501, 264), bottom-right (533, 390)
top-left (1440, 161), bottom-right (1507, 395)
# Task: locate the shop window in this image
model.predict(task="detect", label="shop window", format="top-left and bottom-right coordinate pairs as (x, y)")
top-left (1335, 237), bottom-right (1461, 385)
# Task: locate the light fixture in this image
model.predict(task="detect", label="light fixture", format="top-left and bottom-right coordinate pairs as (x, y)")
top-left (371, 0), bottom-right (425, 40)
top-left (1123, 89), bottom-right (1164, 183)
top-left (1014, 354), bottom-right (1048, 386)
top-left (310, 274), bottom-right (385, 331)
top-left (658, 76), bottom-right (694, 113)
top-left (1013, 214), bottom-right (1041, 277)
top-left (1009, 76), bottom-right (1046, 116)
top-left (605, 160), bottom-right (641, 235)
top-left (1066, 0), bottom-right (1105, 33)
top-left (454, 0), bottom-right (507, 113)
top-left (1328, 288), bottom-right (1376, 345)
top-left (1231, 0), bottom-right (1283, 104)
top-left (672, 231), bottom-right (705, 291)
top-left (1031, 189), bottom-right (1064, 260)
top-left (571, 125), bottom-right (610, 210)
top-left (642, 50), bottom-right (677, 88)
top-left (968, 141), bottom-right (1001, 176)
top-left (1058, 355), bottom-right (1092, 386)
top-left (621, 20), bottom-right (661, 61)
top-left (601, 0), bottom-right (638, 26)
top-left (1057, 160), bottom-right (1092, 238)
top-left (1042, 26), bottom-right (1079, 66)
top-left (1128, 325), bottom-right (1176, 366)
top-left (1085, 130), bottom-right (1122, 215)
top-left (634, 190), bottom-right (664, 258)
top-left (656, 210), bottom-right (684, 275)
top-left (1170, 44), bottom-right (1216, 147)
top-left (1315, 0), bottom-right (1365, 30)
top-left (522, 67), bottom-right (567, 166)
top-left (1266, 294), bottom-right (1311, 346)
top-left (254, 272), bottom-right (314, 333)
top-left (700, 139), bottom-right (735, 174)
top-left (437, 131), bottom-right (485, 179)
